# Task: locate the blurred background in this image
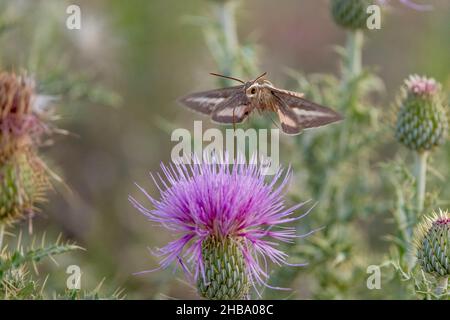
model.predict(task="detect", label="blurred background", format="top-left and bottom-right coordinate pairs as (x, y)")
top-left (0, 0), bottom-right (448, 299)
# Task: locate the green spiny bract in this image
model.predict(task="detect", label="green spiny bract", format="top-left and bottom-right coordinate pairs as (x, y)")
top-left (0, 149), bottom-right (49, 224)
top-left (414, 210), bottom-right (450, 277)
top-left (395, 75), bottom-right (448, 153)
top-left (331, 0), bottom-right (371, 30)
top-left (197, 236), bottom-right (249, 300)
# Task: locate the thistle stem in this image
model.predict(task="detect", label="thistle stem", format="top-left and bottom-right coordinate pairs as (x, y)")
top-left (393, 187), bottom-right (417, 270)
top-left (218, 1), bottom-right (238, 57)
top-left (0, 224), bottom-right (5, 249)
top-left (435, 276), bottom-right (448, 296)
top-left (339, 30), bottom-right (364, 154)
top-left (215, 0), bottom-right (239, 84)
top-left (346, 29), bottom-right (363, 79)
top-left (414, 151), bottom-right (428, 216)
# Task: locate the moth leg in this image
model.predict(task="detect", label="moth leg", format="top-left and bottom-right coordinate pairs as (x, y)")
top-left (232, 106), bottom-right (236, 131)
top-left (266, 112), bottom-right (281, 131)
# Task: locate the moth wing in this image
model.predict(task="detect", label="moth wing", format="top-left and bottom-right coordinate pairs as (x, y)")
top-left (271, 89), bottom-right (343, 129)
top-left (211, 92), bottom-right (251, 124)
top-left (272, 95), bottom-right (303, 135)
top-left (178, 85), bottom-right (244, 115)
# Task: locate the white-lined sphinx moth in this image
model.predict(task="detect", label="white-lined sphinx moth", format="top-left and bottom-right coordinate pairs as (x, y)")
top-left (178, 73), bottom-right (342, 135)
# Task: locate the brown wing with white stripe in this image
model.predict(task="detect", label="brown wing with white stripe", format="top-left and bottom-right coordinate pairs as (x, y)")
top-left (211, 92), bottom-right (251, 124)
top-left (178, 85), bottom-right (244, 115)
top-left (272, 89), bottom-right (343, 129)
top-left (272, 94), bottom-right (303, 135)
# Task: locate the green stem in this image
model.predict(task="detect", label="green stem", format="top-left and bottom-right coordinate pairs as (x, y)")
top-left (415, 151), bottom-right (428, 216)
top-left (393, 186), bottom-right (416, 269)
top-left (215, 0), bottom-right (239, 83)
top-left (218, 1), bottom-right (238, 57)
top-left (0, 224), bottom-right (5, 249)
top-left (404, 151), bottom-right (428, 271)
top-left (435, 276), bottom-right (448, 296)
top-left (346, 29), bottom-right (363, 80)
top-left (339, 30), bottom-right (364, 155)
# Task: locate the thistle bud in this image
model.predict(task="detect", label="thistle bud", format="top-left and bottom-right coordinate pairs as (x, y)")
top-left (0, 72), bottom-right (54, 225)
top-left (0, 149), bottom-right (49, 224)
top-left (197, 236), bottom-right (249, 300)
top-left (414, 210), bottom-right (450, 277)
top-left (331, 0), bottom-right (371, 30)
top-left (395, 75), bottom-right (448, 152)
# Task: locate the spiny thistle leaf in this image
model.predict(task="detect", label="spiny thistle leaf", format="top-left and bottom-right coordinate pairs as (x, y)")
top-left (0, 234), bottom-right (81, 300)
top-left (0, 242), bottom-right (81, 276)
top-left (0, 264), bottom-right (42, 299)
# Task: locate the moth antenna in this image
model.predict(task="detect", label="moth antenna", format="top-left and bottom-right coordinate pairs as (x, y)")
top-left (251, 72), bottom-right (268, 85)
top-left (267, 112), bottom-right (280, 131)
top-left (209, 73), bottom-right (245, 84)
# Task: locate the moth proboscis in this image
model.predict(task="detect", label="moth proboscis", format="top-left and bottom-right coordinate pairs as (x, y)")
top-left (178, 72), bottom-right (343, 135)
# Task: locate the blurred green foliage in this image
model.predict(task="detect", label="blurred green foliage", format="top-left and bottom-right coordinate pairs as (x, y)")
top-left (0, 0), bottom-right (448, 299)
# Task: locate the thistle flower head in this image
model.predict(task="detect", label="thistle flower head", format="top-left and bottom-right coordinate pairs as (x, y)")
top-left (414, 209), bottom-right (450, 277)
top-left (331, 0), bottom-right (433, 30)
top-left (0, 71), bottom-right (55, 225)
top-left (129, 155), bottom-right (310, 299)
top-left (395, 75), bottom-right (448, 152)
top-left (405, 75), bottom-right (439, 97)
top-left (0, 72), bottom-right (54, 160)
top-left (331, 0), bottom-right (372, 30)
top-left (378, 0), bottom-right (433, 11)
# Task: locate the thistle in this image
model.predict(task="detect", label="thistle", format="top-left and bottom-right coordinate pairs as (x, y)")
top-left (129, 155), bottom-right (310, 300)
top-left (395, 75), bottom-right (448, 153)
top-left (331, 0), bottom-right (371, 30)
top-left (395, 75), bottom-right (448, 216)
top-left (0, 72), bottom-right (54, 225)
top-left (331, 0), bottom-right (434, 30)
top-left (378, 0), bottom-right (433, 11)
top-left (414, 209), bottom-right (450, 295)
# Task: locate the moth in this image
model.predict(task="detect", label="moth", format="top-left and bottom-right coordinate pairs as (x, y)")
top-left (178, 72), bottom-right (342, 135)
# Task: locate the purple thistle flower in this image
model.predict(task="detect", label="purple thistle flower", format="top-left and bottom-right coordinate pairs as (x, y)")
top-left (378, 0), bottom-right (433, 11)
top-left (0, 72), bottom-right (56, 153)
top-left (405, 74), bottom-right (439, 97)
top-left (129, 154), bottom-right (312, 299)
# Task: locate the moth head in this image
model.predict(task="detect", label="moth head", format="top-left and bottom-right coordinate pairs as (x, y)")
top-left (245, 82), bottom-right (260, 98)
top-left (244, 72), bottom-right (269, 98)
top-left (245, 79), bottom-right (273, 100)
